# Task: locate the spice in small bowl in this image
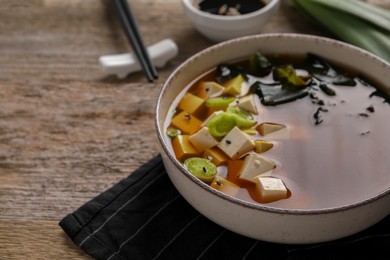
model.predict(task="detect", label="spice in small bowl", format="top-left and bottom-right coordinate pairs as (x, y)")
top-left (182, 0), bottom-right (281, 42)
top-left (196, 0), bottom-right (267, 16)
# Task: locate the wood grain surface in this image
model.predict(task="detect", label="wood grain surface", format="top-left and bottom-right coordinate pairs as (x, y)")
top-left (1, 0), bottom-right (384, 259)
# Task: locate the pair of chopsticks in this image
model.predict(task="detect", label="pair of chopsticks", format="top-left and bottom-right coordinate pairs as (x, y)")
top-left (113, 0), bottom-right (158, 82)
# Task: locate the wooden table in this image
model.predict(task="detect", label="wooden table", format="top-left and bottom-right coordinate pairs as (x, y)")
top-left (1, 0), bottom-right (383, 258)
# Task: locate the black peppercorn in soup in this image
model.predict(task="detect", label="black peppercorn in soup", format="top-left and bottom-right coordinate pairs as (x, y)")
top-left (164, 52), bottom-right (390, 209)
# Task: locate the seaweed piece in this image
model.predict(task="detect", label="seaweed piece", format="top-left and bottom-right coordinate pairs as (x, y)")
top-left (309, 91), bottom-right (325, 105)
top-left (366, 105), bottom-right (375, 113)
top-left (369, 89), bottom-right (390, 105)
top-left (313, 107), bottom-right (328, 125)
top-left (305, 53), bottom-right (356, 86)
top-left (215, 64), bottom-right (245, 83)
top-left (306, 53), bottom-right (337, 75)
top-left (250, 81), bottom-right (310, 106)
top-left (319, 82), bottom-right (336, 96)
top-left (356, 75), bottom-right (390, 105)
top-left (332, 76), bottom-right (356, 86)
top-left (249, 52), bottom-right (273, 77)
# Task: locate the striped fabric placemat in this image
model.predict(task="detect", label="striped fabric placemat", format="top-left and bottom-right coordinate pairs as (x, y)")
top-left (59, 155), bottom-right (390, 260)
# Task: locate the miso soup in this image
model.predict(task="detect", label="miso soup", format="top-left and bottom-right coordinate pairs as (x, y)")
top-left (164, 52), bottom-right (390, 209)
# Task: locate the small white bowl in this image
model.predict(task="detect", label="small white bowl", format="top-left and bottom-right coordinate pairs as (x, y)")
top-left (156, 33), bottom-right (390, 244)
top-left (182, 0), bottom-right (281, 42)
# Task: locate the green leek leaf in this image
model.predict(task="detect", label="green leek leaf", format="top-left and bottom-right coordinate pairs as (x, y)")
top-left (313, 0), bottom-right (390, 29)
top-left (292, 0), bottom-right (390, 62)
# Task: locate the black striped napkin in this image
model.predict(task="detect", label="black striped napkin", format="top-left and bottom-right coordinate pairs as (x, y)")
top-left (59, 155), bottom-right (390, 260)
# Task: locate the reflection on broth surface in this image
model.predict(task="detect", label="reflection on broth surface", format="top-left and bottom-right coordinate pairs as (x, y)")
top-left (164, 52), bottom-right (390, 209)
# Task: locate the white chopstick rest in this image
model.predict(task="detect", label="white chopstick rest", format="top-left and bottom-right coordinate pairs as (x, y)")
top-left (99, 38), bottom-right (179, 79)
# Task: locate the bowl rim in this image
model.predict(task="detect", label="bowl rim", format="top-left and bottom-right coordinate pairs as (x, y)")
top-left (156, 33), bottom-right (390, 216)
top-left (182, 0), bottom-right (280, 21)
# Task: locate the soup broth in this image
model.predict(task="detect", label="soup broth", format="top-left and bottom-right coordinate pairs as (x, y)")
top-left (164, 52), bottom-right (390, 210)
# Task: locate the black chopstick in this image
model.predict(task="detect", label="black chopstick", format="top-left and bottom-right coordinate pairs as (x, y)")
top-left (113, 0), bottom-right (158, 82)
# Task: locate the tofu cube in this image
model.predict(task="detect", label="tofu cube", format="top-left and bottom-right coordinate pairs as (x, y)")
top-left (177, 93), bottom-right (205, 117)
top-left (197, 81), bottom-right (225, 99)
top-left (238, 153), bottom-right (276, 182)
top-left (218, 126), bottom-right (254, 159)
top-left (240, 81), bottom-right (251, 96)
top-left (254, 140), bottom-right (274, 153)
top-left (210, 176), bottom-right (240, 197)
top-left (224, 74), bottom-right (245, 96)
top-left (172, 135), bottom-right (200, 162)
top-left (171, 111), bottom-right (203, 135)
top-left (189, 127), bottom-right (218, 152)
top-left (202, 147), bottom-right (229, 166)
top-left (237, 94), bottom-right (258, 114)
top-left (256, 177), bottom-right (288, 202)
top-left (256, 123), bottom-right (286, 136)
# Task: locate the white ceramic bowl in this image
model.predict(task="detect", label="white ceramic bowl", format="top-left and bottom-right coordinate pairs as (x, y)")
top-left (155, 33), bottom-right (390, 244)
top-left (182, 0), bottom-right (280, 42)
